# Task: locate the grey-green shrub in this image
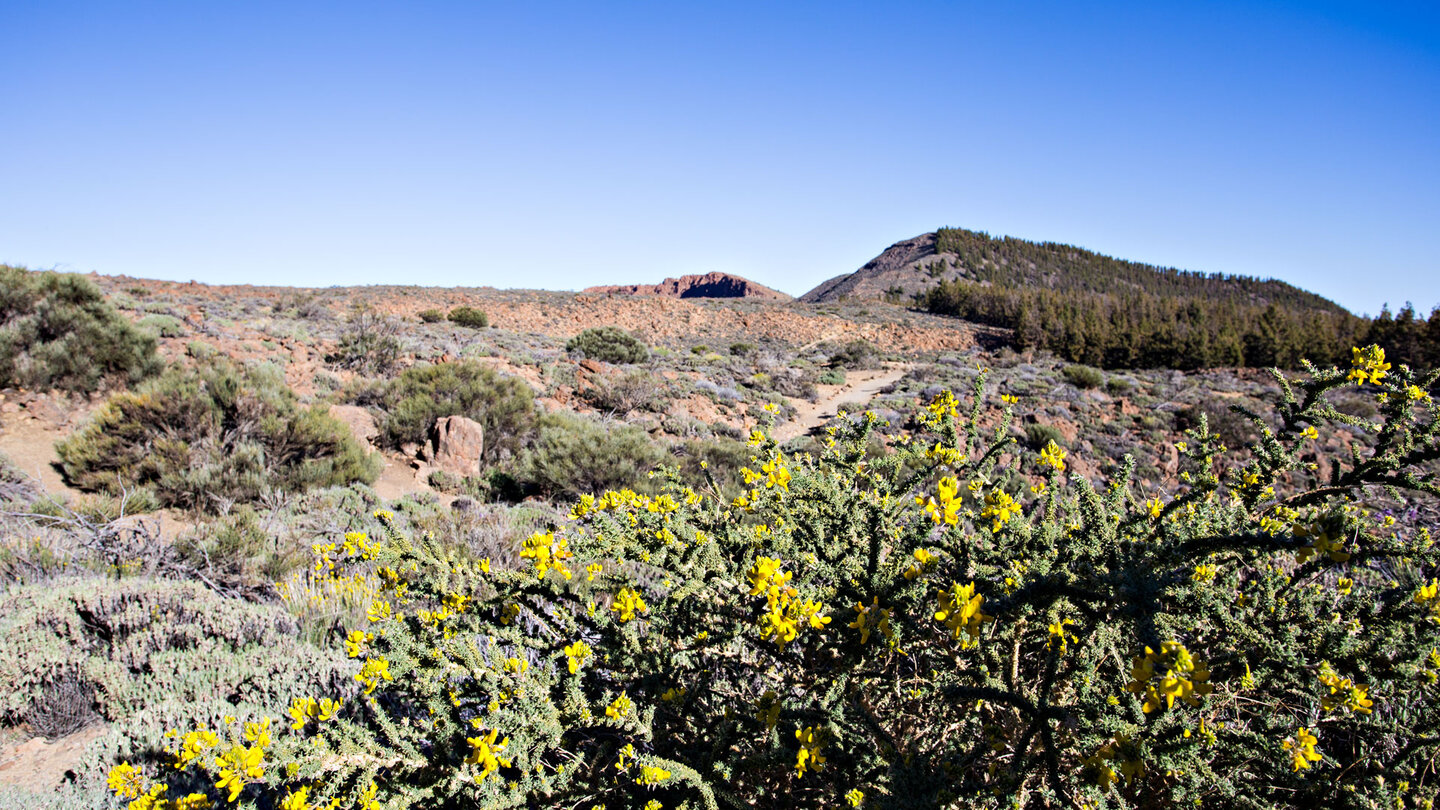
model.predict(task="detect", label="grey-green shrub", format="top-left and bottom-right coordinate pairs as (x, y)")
top-left (1024, 423), bottom-right (1065, 450)
top-left (1062, 363), bottom-right (1105, 389)
top-left (565, 326), bottom-right (648, 364)
top-left (136, 313), bottom-right (185, 338)
top-left (368, 360), bottom-right (539, 462)
top-left (55, 360), bottom-right (381, 513)
top-left (0, 265), bottom-right (161, 392)
top-left (448, 306), bottom-right (489, 328)
top-left (417, 308), bottom-right (445, 323)
top-left (511, 411), bottom-right (664, 500)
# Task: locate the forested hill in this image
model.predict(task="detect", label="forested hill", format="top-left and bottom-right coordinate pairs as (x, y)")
top-left (801, 227), bottom-right (1348, 315)
top-left (803, 227), bottom-right (1440, 371)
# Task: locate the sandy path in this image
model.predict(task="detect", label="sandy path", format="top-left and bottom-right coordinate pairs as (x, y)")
top-left (0, 418), bottom-right (74, 496)
top-left (774, 364), bottom-right (912, 442)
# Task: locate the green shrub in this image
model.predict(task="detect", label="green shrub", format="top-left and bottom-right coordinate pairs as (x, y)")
top-left (1024, 422), bottom-right (1065, 450)
top-left (510, 411), bottom-right (664, 500)
top-left (580, 370), bottom-right (667, 415)
top-left (1062, 363), bottom-right (1105, 389)
top-left (55, 360), bottom-right (380, 513)
top-left (729, 342), bottom-right (757, 356)
top-left (826, 339), bottom-right (879, 370)
top-left (448, 306), bottom-right (489, 329)
top-left (136, 313), bottom-right (185, 338)
top-left (328, 305), bottom-right (402, 375)
top-left (818, 368), bottom-right (847, 386)
top-left (0, 265), bottom-right (161, 392)
top-left (104, 348), bottom-right (1440, 809)
top-left (369, 361), bottom-right (539, 462)
top-left (566, 326), bottom-right (649, 364)
top-left (417, 308), bottom-right (445, 323)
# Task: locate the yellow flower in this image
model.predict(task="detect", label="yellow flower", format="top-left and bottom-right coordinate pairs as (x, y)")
top-left (344, 630), bottom-right (373, 658)
top-left (916, 477), bottom-right (962, 526)
top-left (848, 597), bottom-right (893, 644)
top-left (1192, 563), bottom-right (1218, 582)
top-left (564, 640), bottom-right (593, 674)
top-left (213, 743), bottom-right (265, 802)
top-left (845, 788), bottom-right (865, 807)
top-left (466, 728), bottom-right (512, 783)
top-left (903, 547), bottom-right (937, 580)
top-left (934, 581), bottom-right (991, 648)
top-left (605, 693), bottom-right (634, 719)
top-left (280, 786), bottom-right (312, 810)
top-left (1301, 425), bottom-right (1319, 440)
top-left (1126, 641), bottom-right (1212, 713)
top-left (1348, 344), bottom-right (1391, 385)
top-left (519, 531), bottom-right (574, 580)
top-left (1283, 727), bottom-right (1323, 772)
top-left (795, 726), bottom-right (828, 777)
top-left (611, 588), bottom-right (648, 622)
top-left (107, 762), bottom-right (145, 799)
top-left (1037, 439), bottom-right (1067, 471)
top-left (980, 490), bottom-right (1021, 532)
top-left (356, 658), bottom-right (393, 695)
top-left (1047, 618), bottom-right (1077, 655)
top-left (636, 764), bottom-right (672, 785)
top-left (1146, 497), bottom-right (1164, 519)
top-left (1318, 662), bottom-right (1374, 715)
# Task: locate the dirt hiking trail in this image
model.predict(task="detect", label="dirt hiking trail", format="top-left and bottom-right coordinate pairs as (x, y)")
top-left (775, 364), bottom-right (912, 442)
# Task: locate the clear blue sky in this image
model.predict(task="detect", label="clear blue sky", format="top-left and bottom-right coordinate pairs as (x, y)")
top-left (2, 1), bottom-right (1436, 315)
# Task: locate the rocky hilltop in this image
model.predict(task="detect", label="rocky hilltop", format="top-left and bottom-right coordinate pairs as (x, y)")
top-left (584, 271), bottom-right (791, 301)
top-left (800, 233), bottom-right (944, 303)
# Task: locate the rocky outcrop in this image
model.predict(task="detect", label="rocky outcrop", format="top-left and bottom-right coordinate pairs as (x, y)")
top-left (328, 404), bottom-right (379, 447)
top-left (584, 272), bottom-right (791, 301)
top-left (422, 416), bottom-right (485, 477)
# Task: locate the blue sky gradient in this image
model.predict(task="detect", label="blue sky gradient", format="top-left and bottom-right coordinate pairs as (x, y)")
top-left (2, 1), bottom-right (1436, 314)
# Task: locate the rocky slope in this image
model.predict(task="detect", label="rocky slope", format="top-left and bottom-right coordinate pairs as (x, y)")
top-left (584, 272), bottom-right (791, 301)
top-left (800, 233), bottom-right (946, 303)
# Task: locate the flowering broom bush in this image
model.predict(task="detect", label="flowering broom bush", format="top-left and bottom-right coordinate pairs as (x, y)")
top-left (107, 347), bottom-right (1440, 809)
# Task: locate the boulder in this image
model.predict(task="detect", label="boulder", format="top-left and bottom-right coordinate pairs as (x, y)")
top-left (328, 405), bottom-right (379, 447)
top-left (423, 415), bottom-right (485, 477)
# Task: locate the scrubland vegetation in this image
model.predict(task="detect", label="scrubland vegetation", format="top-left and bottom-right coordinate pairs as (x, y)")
top-left (1, 266), bottom-right (1438, 809)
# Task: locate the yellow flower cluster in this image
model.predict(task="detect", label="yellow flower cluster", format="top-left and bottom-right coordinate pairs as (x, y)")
top-left (636, 764), bottom-right (672, 785)
top-left (1348, 345), bottom-right (1391, 385)
top-left (1318, 662), bottom-right (1374, 714)
top-left (611, 587), bottom-right (648, 622)
top-left (916, 477), bottom-right (962, 525)
top-left (794, 726), bottom-right (828, 777)
top-left (1037, 439), bottom-right (1067, 471)
top-left (1416, 579), bottom-right (1440, 624)
top-left (743, 453), bottom-right (792, 492)
top-left (564, 640), bottom-right (592, 673)
top-left (356, 657), bottom-right (393, 695)
top-left (925, 390), bottom-right (959, 423)
top-left (605, 693), bottom-right (633, 719)
top-left (1126, 641), bottom-right (1212, 714)
top-left (934, 581), bottom-right (991, 648)
top-left (466, 727), bottom-right (511, 783)
top-left (520, 531), bottom-right (573, 580)
top-left (847, 597), bottom-right (894, 645)
top-left (287, 696), bottom-right (342, 730)
top-left (1047, 618), bottom-right (1077, 655)
top-left (747, 556), bottom-right (830, 648)
top-left (903, 547), bottom-right (937, 580)
top-left (1283, 727), bottom-right (1323, 772)
top-left (980, 490), bottom-right (1022, 532)
top-left (1083, 734), bottom-right (1144, 791)
top-left (1294, 515), bottom-right (1351, 564)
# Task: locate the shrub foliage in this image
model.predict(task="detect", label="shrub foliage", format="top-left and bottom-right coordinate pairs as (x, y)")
top-left (55, 361), bottom-right (380, 513)
top-left (0, 265), bottom-right (162, 392)
top-left (368, 360), bottom-right (538, 462)
top-left (447, 306), bottom-right (489, 329)
top-left (567, 326), bottom-right (650, 364)
top-left (108, 347), bottom-right (1440, 809)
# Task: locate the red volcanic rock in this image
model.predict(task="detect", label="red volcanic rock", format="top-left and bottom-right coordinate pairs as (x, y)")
top-left (583, 272), bottom-right (791, 301)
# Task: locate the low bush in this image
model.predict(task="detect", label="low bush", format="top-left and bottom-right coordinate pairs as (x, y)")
top-left (567, 326), bottom-right (649, 364)
top-left (367, 361), bottom-right (539, 463)
top-left (55, 361), bottom-right (380, 513)
top-left (580, 370), bottom-right (668, 416)
top-left (417, 308), bottom-right (445, 324)
top-left (0, 265), bottom-right (161, 392)
top-left (136, 313), bottom-right (186, 338)
top-left (328, 305), bottom-right (402, 375)
top-left (827, 339), bottom-right (879, 370)
top-left (1024, 422), bottom-right (1066, 450)
top-left (1062, 363), bottom-right (1105, 389)
top-left (818, 368), bottom-right (847, 385)
top-left (448, 306), bottom-right (489, 329)
top-left (510, 411), bottom-right (665, 500)
top-left (105, 347), bottom-right (1440, 809)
